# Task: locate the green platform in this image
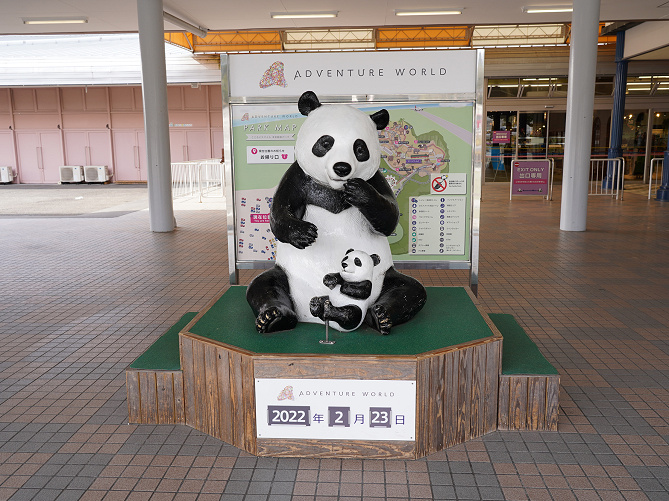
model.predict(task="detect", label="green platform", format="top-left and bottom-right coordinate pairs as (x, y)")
top-left (129, 312), bottom-right (197, 371)
top-left (188, 286), bottom-right (493, 356)
top-left (489, 313), bottom-right (558, 376)
top-left (129, 289), bottom-right (557, 375)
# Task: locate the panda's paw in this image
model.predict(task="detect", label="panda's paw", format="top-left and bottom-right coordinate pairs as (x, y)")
top-left (343, 178), bottom-right (374, 207)
top-left (309, 296), bottom-right (328, 319)
top-left (369, 303), bottom-right (392, 335)
top-left (323, 273), bottom-right (339, 289)
top-left (288, 221), bottom-right (318, 249)
top-left (256, 306), bottom-right (297, 333)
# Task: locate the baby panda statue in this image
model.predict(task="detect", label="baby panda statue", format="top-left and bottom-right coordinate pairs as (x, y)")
top-left (246, 90), bottom-right (426, 335)
top-left (310, 249), bottom-right (381, 332)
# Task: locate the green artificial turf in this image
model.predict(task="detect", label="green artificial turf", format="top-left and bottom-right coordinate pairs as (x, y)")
top-left (489, 313), bottom-right (558, 376)
top-left (129, 312), bottom-right (197, 371)
top-left (188, 286), bottom-right (493, 355)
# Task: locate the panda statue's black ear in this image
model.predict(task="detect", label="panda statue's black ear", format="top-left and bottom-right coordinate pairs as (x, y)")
top-left (346, 248), bottom-right (354, 254)
top-left (370, 109), bottom-right (390, 130)
top-left (370, 254), bottom-right (381, 266)
top-left (298, 91), bottom-right (321, 116)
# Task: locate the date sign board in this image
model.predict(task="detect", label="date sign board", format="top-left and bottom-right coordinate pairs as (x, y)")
top-left (255, 378), bottom-right (416, 441)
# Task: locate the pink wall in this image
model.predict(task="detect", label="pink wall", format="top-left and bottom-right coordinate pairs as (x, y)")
top-left (0, 84), bottom-right (224, 184)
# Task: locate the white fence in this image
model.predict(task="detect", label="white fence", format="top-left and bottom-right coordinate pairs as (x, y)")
top-left (649, 158), bottom-right (664, 200)
top-left (171, 159), bottom-right (224, 201)
top-left (589, 157), bottom-right (624, 200)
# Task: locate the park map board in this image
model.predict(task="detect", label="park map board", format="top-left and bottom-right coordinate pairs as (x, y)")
top-left (232, 102), bottom-right (474, 264)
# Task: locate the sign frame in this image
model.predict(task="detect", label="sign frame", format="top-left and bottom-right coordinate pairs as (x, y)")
top-left (221, 51), bottom-right (485, 295)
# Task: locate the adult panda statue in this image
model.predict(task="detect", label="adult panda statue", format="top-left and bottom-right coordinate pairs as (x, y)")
top-left (246, 91), bottom-right (426, 334)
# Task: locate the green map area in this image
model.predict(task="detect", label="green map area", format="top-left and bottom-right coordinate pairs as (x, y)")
top-left (232, 102), bottom-right (474, 261)
top-left (379, 118), bottom-right (450, 255)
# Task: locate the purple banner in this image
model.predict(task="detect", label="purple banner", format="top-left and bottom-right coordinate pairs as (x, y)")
top-left (511, 159), bottom-right (550, 196)
top-left (492, 130), bottom-right (511, 144)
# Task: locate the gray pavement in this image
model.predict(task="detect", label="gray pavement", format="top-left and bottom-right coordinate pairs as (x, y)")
top-left (0, 183), bottom-right (225, 216)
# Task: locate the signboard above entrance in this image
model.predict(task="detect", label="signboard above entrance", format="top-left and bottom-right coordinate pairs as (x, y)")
top-left (227, 51), bottom-right (478, 98)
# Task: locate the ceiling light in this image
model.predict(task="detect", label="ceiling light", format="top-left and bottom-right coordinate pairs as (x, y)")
top-left (395, 9), bottom-right (462, 16)
top-left (522, 6), bottom-right (573, 14)
top-left (271, 12), bottom-right (338, 19)
top-left (23, 17), bottom-right (88, 25)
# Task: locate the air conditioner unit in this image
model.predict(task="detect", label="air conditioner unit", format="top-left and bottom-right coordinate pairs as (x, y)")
top-left (84, 165), bottom-right (111, 183)
top-left (59, 166), bottom-right (84, 183)
top-left (0, 166), bottom-right (13, 184)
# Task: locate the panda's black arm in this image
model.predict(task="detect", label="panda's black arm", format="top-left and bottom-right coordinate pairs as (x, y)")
top-left (323, 273), bottom-right (343, 289)
top-left (343, 171), bottom-right (399, 236)
top-left (270, 163), bottom-right (318, 249)
top-left (340, 280), bottom-right (372, 300)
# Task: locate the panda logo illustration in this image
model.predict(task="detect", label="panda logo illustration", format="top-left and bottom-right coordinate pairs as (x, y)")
top-left (246, 91), bottom-right (426, 335)
top-left (310, 249), bottom-right (381, 332)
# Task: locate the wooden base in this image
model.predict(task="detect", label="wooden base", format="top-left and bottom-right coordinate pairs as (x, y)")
top-left (497, 374), bottom-right (560, 431)
top-left (179, 331), bottom-right (502, 458)
top-left (126, 288), bottom-right (561, 458)
top-left (126, 370), bottom-right (185, 425)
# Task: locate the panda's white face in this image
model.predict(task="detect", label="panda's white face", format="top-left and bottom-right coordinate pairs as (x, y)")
top-left (340, 249), bottom-right (376, 282)
top-left (295, 104), bottom-right (381, 190)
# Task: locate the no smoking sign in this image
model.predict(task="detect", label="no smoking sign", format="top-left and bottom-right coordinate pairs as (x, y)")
top-left (432, 176), bottom-right (448, 192)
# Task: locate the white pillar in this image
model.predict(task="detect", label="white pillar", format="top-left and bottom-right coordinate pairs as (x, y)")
top-left (137, 0), bottom-right (175, 232)
top-left (559, 0), bottom-right (600, 231)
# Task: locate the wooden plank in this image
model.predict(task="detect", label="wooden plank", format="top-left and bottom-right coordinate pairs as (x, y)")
top-left (527, 377), bottom-right (547, 430)
top-left (230, 350), bottom-right (245, 449)
top-left (192, 338), bottom-right (207, 433)
top-left (156, 372), bottom-right (175, 424)
top-left (498, 376), bottom-right (510, 430)
top-left (217, 347), bottom-right (233, 444)
top-left (126, 371), bottom-right (141, 424)
top-left (173, 372), bottom-right (186, 424)
top-left (456, 348), bottom-right (473, 443)
top-left (415, 358), bottom-right (430, 458)
top-left (204, 344), bottom-right (221, 438)
top-left (545, 375), bottom-right (560, 431)
top-left (484, 340), bottom-right (500, 433)
top-left (241, 354), bottom-right (256, 455)
top-left (254, 356), bottom-right (416, 380)
top-left (180, 335), bottom-right (196, 427)
top-left (256, 439), bottom-right (415, 459)
top-left (444, 350), bottom-right (458, 447)
top-left (508, 376), bottom-right (528, 430)
top-left (470, 344), bottom-right (486, 438)
top-left (139, 371), bottom-right (158, 424)
top-left (428, 354), bottom-right (445, 454)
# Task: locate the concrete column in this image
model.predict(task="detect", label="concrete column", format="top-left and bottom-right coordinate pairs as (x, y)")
top-left (605, 31), bottom-right (627, 189)
top-left (560, 0), bottom-right (601, 232)
top-left (137, 0), bottom-right (175, 232)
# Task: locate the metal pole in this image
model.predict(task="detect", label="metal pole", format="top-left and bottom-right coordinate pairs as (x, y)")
top-left (657, 137), bottom-right (669, 201)
top-left (560, 0), bottom-right (601, 231)
top-left (607, 31), bottom-right (627, 181)
top-left (137, 0), bottom-right (176, 232)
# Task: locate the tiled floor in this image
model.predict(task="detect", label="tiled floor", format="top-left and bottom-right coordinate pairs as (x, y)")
top-left (1, 182), bottom-right (668, 500)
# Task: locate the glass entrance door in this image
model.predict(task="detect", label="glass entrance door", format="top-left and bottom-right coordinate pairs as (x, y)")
top-left (518, 112), bottom-right (547, 159)
top-left (485, 111), bottom-right (517, 181)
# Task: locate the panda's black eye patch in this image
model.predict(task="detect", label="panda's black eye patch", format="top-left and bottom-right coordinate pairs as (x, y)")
top-left (312, 135), bottom-right (335, 157)
top-left (353, 139), bottom-right (370, 162)
top-left (354, 257), bottom-right (362, 267)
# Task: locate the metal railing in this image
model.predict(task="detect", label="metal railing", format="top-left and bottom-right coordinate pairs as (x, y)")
top-left (171, 159), bottom-right (224, 201)
top-left (589, 157), bottom-right (624, 200)
top-left (649, 158), bottom-right (664, 200)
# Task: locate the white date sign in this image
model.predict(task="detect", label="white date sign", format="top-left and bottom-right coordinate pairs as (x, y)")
top-left (255, 378), bottom-right (416, 441)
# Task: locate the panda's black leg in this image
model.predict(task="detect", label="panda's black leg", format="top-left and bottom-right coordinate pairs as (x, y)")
top-left (246, 265), bottom-right (298, 333)
top-left (365, 267), bottom-right (427, 335)
top-left (310, 296), bottom-right (361, 330)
